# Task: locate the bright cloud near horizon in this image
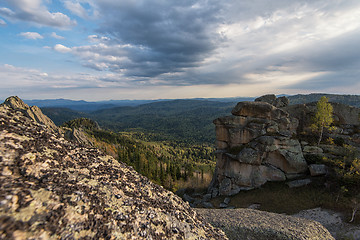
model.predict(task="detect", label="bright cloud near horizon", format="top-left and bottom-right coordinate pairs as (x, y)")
top-left (0, 0), bottom-right (360, 101)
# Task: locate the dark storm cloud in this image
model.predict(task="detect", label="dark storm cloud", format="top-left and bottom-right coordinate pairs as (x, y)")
top-left (49, 0), bottom-right (360, 92)
top-left (94, 0), bottom-right (224, 77)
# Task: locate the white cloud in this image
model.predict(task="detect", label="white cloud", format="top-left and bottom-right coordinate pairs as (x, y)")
top-left (64, 0), bottom-right (88, 18)
top-left (50, 32), bottom-right (64, 39)
top-left (88, 35), bottom-right (110, 43)
top-left (2, 1), bottom-right (360, 100)
top-left (53, 44), bottom-right (72, 53)
top-left (0, 18), bottom-right (6, 25)
top-left (19, 32), bottom-right (43, 40)
top-left (0, 0), bottom-right (76, 28)
top-left (0, 7), bottom-right (14, 16)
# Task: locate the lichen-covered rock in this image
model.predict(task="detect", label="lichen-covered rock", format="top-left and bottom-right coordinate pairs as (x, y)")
top-left (196, 208), bottom-right (334, 240)
top-left (2, 96), bottom-right (59, 133)
top-left (0, 98), bottom-right (227, 239)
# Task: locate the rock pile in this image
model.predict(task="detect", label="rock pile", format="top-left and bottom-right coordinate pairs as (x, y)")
top-left (0, 97), bottom-right (227, 239)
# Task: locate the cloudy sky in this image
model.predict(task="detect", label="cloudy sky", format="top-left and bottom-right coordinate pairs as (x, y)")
top-left (1, 0), bottom-right (360, 100)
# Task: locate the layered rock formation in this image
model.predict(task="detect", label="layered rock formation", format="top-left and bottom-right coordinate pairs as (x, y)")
top-left (209, 96), bottom-right (307, 196)
top-left (0, 97), bottom-right (227, 239)
top-left (209, 94), bottom-right (360, 196)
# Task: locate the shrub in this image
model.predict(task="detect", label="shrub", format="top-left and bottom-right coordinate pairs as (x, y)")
top-left (304, 154), bottom-right (323, 164)
top-left (334, 137), bottom-right (345, 147)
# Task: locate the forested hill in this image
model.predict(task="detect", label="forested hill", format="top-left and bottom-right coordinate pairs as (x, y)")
top-left (288, 93), bottom-right (360, 107)
top-left (40, 93), bottom-right (360, 144)
top-left (92, 99), bottom-right (237, 144)
top-left (42, 99), bottom-right (237, 144)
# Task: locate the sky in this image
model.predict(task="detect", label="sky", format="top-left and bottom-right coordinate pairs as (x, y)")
top-left (1, 0), bottom-right (360, 101)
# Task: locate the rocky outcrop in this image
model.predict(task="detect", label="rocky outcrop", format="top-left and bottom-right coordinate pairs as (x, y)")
top-left (63, 127), bottom-right (94, 146)
top-left (255, 94), bottom-right (289, 108)
top-left (2, 96), bottom-right (59, 133)
top-left (197, 208), bottom-right (334, 240)
top-left (283, 101), bottom-right (360, 134)
top-left (210, 97), bottom-right (307, 196)
top-left (209, 94), bottom-right (360, 196)
top-left (0, 97), bottom-right (227, 239)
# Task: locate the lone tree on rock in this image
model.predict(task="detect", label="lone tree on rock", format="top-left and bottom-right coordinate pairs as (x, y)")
top-left (311, 96), bottom-right (334, 145)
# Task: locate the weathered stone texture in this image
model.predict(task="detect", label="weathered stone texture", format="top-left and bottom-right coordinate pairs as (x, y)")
top-left (197, 208), bottom-right (334, 240)
top-left (210, 96), bottom-right (307, 196)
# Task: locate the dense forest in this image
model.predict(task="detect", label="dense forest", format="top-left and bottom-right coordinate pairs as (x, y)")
top-left (44, 99), bottom-right (237, 144)
top-left (63, 118), bottom-right (216, 192)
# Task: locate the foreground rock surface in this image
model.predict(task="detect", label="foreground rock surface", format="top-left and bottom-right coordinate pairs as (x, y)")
top-left (0, 97), bottom-right (227, 239)
top-left (196, 208), bottom-right (334, 240)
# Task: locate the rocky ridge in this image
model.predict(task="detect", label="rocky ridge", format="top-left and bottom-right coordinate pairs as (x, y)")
top-left (0, 97), bottom-right (227, 239)
top-left (209, 94), bottom-right (360, 197)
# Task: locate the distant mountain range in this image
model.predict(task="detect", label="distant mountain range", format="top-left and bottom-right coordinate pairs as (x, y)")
top-left (36, 93), bottom-right (360, 144)
top-left (288, 93), bottom-right (360, 107)
top-left (23, 97), bottom-right (255, 112)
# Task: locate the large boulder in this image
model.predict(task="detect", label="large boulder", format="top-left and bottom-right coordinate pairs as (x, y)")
top-left (210, 96), bottom-right (306, 196)
top-left (255, 94), bottom-right (289, 108)
top-left (0, 98), bottom-right (227, 239)
top-left (231, 101), bottom-right (288, 120)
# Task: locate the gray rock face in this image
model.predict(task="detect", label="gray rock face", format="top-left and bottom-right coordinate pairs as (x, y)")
top-left (309, 164), bottom-right (327, 176)
top-left (0, 98), bottom-right (227, 239)
top-left (283, 101), bottom-right (360, 133)
top-left (197, 208), bottom-right (335, 240)
top-left (255, 94), bottom-right (289, 108)
top-left (287, 179), bottom-right (312, 188)
top-left (2, 96), bottom-right (59, 133)
top-left (210, 96), bottom-right (307, 196)
top-left (63, 127), bottom-right (94, 146)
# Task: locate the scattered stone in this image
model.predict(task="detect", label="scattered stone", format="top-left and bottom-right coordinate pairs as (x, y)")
top-left (285, 173), bottom-right (306, 180)
top-left (303, 145), bottom-right (323, 154)
top-left (309, 164), bottom-right (327, 176)
top-left (201, 202), bottom-right (214, 209)
top-left (287, 179), bottom-right (312, 188)
top-left (202, 193), bottom-right (212, 202)
top-left (224, 197), bottom-right (231, 205)
top-left (182, 193), bottom-right (195, 203)
top-left (247, 203), bottom-right (261, 210)
top-left (225, 206), bottom-right (236, 209)
top-left (219, 203), bottom-right (228, 208)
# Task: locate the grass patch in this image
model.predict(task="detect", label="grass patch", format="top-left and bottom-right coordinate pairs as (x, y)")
top-left (211, 180), bottom-right (350, 215)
